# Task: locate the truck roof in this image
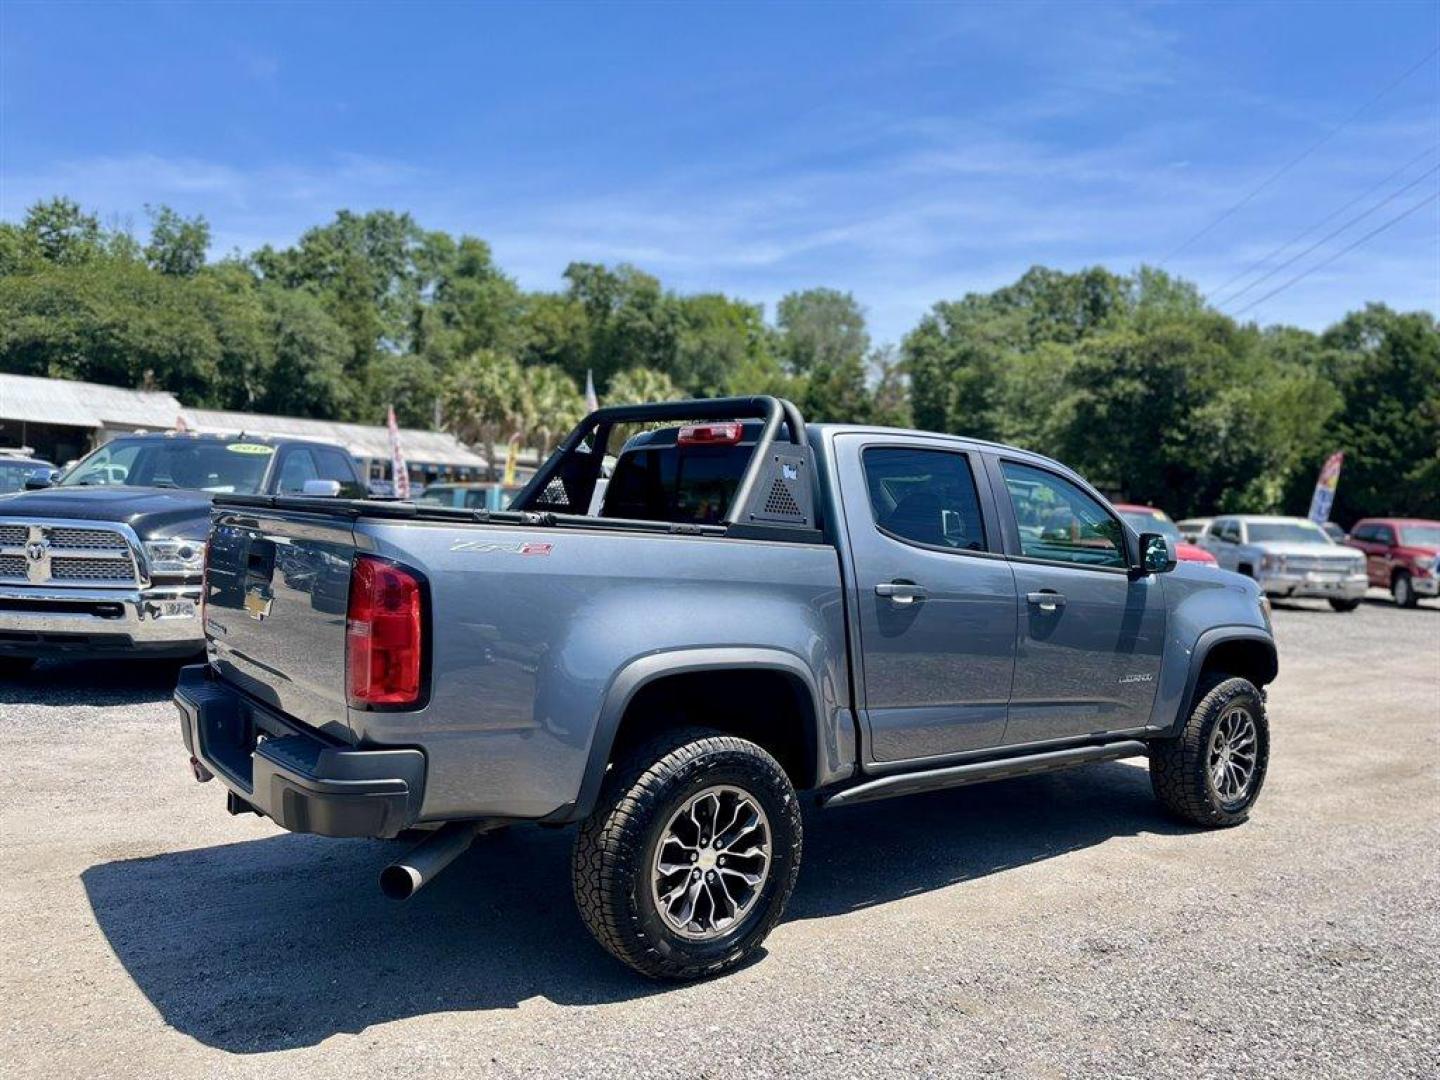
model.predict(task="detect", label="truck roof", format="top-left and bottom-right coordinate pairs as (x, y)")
top-left (808, 423), bottom-right (1070, 470)
top-left (112, 430), bottom-right (348, 449)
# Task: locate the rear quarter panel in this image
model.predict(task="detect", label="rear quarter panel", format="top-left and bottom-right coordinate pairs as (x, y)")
top-left (350, 522), bottom-right (849, 820)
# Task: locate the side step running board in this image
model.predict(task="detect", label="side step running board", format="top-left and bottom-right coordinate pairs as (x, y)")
top-left (821, 740), bottom-right (1149, 809)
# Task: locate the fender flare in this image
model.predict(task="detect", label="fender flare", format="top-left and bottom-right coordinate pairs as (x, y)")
top-left (560, 646), bottom-right (827, 823)
top-left (1169, 626), bottom-right (1278, 737)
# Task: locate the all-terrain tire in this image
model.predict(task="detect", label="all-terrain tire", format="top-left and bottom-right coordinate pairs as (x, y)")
top-left (1149, 676), bottom-right (1269, 827)
top-left (1328, 598), bottom-right (1361, 612)
top-left (1393, 571), bottom-right (1417, 609)
top-left (572, 728), bottom-right (802, 980)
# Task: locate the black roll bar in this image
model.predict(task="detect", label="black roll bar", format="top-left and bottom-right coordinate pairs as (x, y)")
top-left (510, 396), bottom-right (807, 525)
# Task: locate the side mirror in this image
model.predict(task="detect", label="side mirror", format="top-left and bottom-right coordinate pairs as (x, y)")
top-left (1137, 532), bottom-right (1177, 575)
top-left (300, 479), bottom-right (342, 497)
top-left (23, 469), bottom-right (57, 490)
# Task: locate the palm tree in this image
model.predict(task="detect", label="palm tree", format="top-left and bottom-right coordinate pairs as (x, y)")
top-left (605, 366), bottom-right (685, 406)
top-left (526, 364), bottom-right (585, 457)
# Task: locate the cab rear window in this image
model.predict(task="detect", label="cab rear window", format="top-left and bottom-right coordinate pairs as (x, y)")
top-left (602, 445), bottom-right (752, 524)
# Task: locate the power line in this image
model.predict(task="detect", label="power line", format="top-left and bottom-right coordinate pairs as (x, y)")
top-left (1229, 189), bottom-right (1439, 318)
top-left (1206, 144), bottom-right (1438, 304)
top-left (1158, 43), bottom-right (1440, 266)
top-left (1217, 161), bottom-right (1440, 311)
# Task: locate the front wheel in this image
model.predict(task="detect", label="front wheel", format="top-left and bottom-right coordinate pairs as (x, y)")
top-left (1393, 572), bottom-right (1417, 609)
top-left (1328, 598), bottom-right (1361, 612)
top-left (572, 729), bottom-right (802, 979)
top-left (1149, 676), bottom-right (1269, 827)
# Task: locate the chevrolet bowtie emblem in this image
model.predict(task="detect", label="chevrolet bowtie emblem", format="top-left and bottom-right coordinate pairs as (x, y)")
top-left (243, 586), bottom-right (273, 621)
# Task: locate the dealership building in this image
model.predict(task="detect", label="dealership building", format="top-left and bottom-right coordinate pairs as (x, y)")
top-left (0, 372), bottom-right (488, 486)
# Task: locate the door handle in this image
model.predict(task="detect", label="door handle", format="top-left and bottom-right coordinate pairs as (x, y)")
top-left (1026, 590), bottom-right (1066, 613)
top-left (876, 581), bottom-right (926, 605)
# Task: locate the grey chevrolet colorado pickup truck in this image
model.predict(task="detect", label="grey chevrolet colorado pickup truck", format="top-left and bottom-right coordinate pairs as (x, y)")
top-left (174, 396), bottom-right (1277, 979)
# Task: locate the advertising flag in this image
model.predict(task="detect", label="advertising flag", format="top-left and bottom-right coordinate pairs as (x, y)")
top-left (387, 405), bottom-right (411, 500)
top-left (585, 369), bottom-right (599, 413)
top-left (1307, 451), bottom-right (1344, 524)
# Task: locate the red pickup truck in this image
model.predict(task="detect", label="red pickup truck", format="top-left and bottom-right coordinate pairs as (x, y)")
top-left (1345, 518), bottom-right (1440, 607)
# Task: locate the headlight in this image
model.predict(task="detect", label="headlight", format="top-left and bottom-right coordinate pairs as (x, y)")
top-left (1258, 593), bottom-right (1272, 631)
top-left (1261, 553), bottom-right (1285, 571)
top-left (144, 539), bottom-right (205, 575)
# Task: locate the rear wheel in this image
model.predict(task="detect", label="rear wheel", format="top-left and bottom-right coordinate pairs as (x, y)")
top-left (1150, 676), bottom-right (1269, 827)
top-left (1328, 598), bottom-right (1360, 612)
top-left (1393, 572), bottom-right (1417, 608)
top-left (572, 729), bottom-right (802, 979)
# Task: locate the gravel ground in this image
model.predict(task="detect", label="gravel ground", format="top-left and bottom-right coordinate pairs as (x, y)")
top-left (2, 592), bottom-right (1437, 1079)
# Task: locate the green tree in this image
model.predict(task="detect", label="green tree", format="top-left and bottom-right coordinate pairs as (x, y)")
top-left (16, 197), bottom-right (106, 267)
top-left (525, 364), bottom-right (584, 454)
top-left (1317, 305), bottom-right (1440, 521)
top-left (144, 205), bottom-right (210, 277)
top-left (775, 288), bottom-right (869, 375)
top-left (439, 349), bottom-right (532, 476)
top-left (256, 285), bottom-right (355, 419)
top-left (605, 366), bottom-right (685, 406)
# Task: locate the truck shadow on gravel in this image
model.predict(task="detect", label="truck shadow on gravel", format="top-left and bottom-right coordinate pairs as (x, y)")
top-left (82, 761), bottom-right (1182, 1053)
top-left (0, 659), bottom-right (188, 706)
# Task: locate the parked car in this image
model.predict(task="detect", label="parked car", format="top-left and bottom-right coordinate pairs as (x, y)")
top-left (1177, 517), bottom-right (1212, 543)
top-left (1197, 514), bottom-right (1367, 611)
top-left (415, 481), bottom-right (523, 511)
top-left (0, 453), bottom-right (57, 495)
top-left (176, 396), bottom-right (1277, 980)
top-left (1345, 518), bottom-right (1440, 608)
top-left (1113, 504), bottom-right (1217, 565)
top-left (0, 432), bottom-right (367, 675)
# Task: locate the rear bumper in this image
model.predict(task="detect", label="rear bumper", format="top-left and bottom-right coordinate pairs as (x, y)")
top-left (0, 584), bottom-right (203, 658)
top-left (1257, 571), bottom-right (1368, 601)
top-left (174, 665), bottom-right (425, 838)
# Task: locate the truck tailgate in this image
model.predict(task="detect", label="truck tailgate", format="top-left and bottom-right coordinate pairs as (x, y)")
top-left (205, 507), bottom-right (356, 741)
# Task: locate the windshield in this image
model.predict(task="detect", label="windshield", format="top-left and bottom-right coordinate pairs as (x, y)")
top-left (0, 460), bottom-right (53, 493)
top-left (1119, 511), bottom-right (1181, 542)
top-left (58, 438), bottom-right (274, 493)
top-left (1400, 524), bottom-right (1440, 546)
top-left (1247, 521), bottom-right (1331, 545)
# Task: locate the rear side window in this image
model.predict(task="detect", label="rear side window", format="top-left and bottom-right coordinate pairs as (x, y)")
top-left (1001, 461), bottom-right (1126, 569)
top-left (313, 446), bottom-right (367, 498)
top-left (862, 447), bottom-right (986, 551)
top-left (275, 448), bottom-right (320, 494)
top-left (602, 445), bottom-right (751, 524)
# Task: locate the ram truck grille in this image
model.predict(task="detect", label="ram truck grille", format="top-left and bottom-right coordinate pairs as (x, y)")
top-left (0, 520), bottom-right (142, 587)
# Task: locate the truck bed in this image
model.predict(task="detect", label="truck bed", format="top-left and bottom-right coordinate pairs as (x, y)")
top-left (203, 496), bottom-right (851, 823)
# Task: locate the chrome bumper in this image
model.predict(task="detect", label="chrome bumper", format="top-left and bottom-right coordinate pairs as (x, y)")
top-left (0, 584), bottom-right (203, 655)
top-left (1414, 574), bottom-right (1440, 597)
top-left (1257, 571), bottom-right (1368, 601)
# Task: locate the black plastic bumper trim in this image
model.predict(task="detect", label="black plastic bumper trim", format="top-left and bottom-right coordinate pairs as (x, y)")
top-left (173, 664), bottom-right (425, 838)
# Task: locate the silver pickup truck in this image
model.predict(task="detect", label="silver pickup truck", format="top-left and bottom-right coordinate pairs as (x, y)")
top-left (174, 396), bottom-right (1278, 979)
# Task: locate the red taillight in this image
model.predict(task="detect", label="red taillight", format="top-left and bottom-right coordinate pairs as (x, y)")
top-left (346, 556), bottom-right (424, 707)
top-left (677, 422), bottom-right (743, 445)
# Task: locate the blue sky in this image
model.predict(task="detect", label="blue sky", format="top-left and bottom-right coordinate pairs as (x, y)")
top-left (2, 1), bottom-right (1436, 345)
